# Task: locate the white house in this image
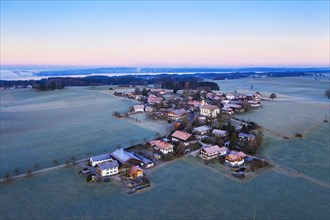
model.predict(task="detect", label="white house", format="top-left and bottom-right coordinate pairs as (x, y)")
top-left (96, 160), bottom-right (119, 177)
top-left (150, 140), bottom-right (174, 154)
top-left (89, 154), bottom-right (112, 167)
top-left (200, 103), bottom-right (220, 118)
top-left (133, 105), bottom-right (145, 112)
top-left (200, 145), bottom-right (228, 160)
top-left (226, 94), bottom-right (236, 100)
top-left (225, 151), bottom-right (246, 167)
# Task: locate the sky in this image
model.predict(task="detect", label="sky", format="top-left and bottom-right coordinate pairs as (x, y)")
top-left (1, 1), bottom-right (329, 68)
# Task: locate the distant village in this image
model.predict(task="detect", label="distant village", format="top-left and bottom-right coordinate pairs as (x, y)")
top-left (80, 86), bottom-right (270, 194)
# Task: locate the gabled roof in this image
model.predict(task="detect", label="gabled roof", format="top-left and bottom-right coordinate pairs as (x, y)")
top-left (171, 130), bottom-right (192, 141)
top-left (111, 148), bottom-right (141, 164)
top-left (129, 165), bottom-right (144, 176)
top-left (90, 153), bottom-right (112, 162)
top-left (212, 129), bottom-right (227, 135)
top-left (97, 160), bottom-right (119, 170)
top-left (237, 151), bottom-right (247, 158)
top-left (169, 109), bottom-right (187, 116)
top-left (201, 104), bottom-right (219, 111)
top-left (238, 133), bottom-right (255, 139)
top-left (219, 147), bottom-right (229, 152)
top-left (151, 140), bottom-right (174, 150)
top-left (202, 145), bottom-right (221, 154)
top-left (194, 125), bottom-right (212, 133)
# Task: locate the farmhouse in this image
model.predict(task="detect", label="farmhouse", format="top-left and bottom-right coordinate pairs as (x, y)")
top-left (193, 125), bottom-right (212, 135)
top-left (147, 94), bottom-right (163, 105)
top-left (133, 105), bottom-right (145, 112)
top-left (128, 165), bottom-right (144, 179)
top-left (96, 160), bottom-right (119, 177)
top-left (167, 109), bottom-right (187, 120)
top-left (200, 104), bottom-right (220, 118)
top-left (150, 140), bottom-right (174, 154)
top-left (132, 152), bottom-right (154, 168)
top-left (238, 133), bottom-right (256, 141)
top-left (89, 153), bottom-right (112, 167)
top-left (171, 130), bottom-right (192, 145)
top-left (111, 148), bottom-right (142, 169)
top-left (200, 145), bottom-right (228, 160)
top-left (225, 151), bottom-right (246, 167)
top-left (212, 129), bottom-right (228, 137)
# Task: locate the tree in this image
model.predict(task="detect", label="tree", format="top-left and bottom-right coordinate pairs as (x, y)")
top-left (14, 168), bottom-right (19, 176)
top-left (53, 159), bottom-right (59, 165)
top-left (26, 169), bottom-right (32, 177)
top-left (134, 87), bottom-right (141, 95)
top-left (229, 133), bottom-right (238, 150)
top-left (269, 93), bottom-right (277, 100)
top-left (70, 156), bottom-right (76, 165)
top-left (325, 89), bottom-right (330, 99)
top-left (5, 173), bottom-right (11, 182)
top-left (142, 88), bottom-right (149, 96)
top-left (34, 163), bottom-right (39, 170)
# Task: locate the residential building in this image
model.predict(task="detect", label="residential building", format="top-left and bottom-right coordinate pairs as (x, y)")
top-left (200, 103), bottom-right (220, 118)
top-left (212, 129), bottom-right (228, 137)
top-left (89, 153), bottom-right (112, 167)
top-left (133, 105), bottom-right (145, 112)
top-left (193, 125), bottom-right (212, 135)
top-left (111, 148), bottom-right (142, 169)
top-left (200, 145), bottom-right (228, 160)
top-left (171, 130), bottom-right (192, 145)
top-left (150, 140), bottom-right (174, 154)
top-left (167, 109), bottom-right (187, 120)
top-left (238, 133), bottom-right (256, 141)
top-left (225, 151), bottom-right (246, 167)
top-left (96, 160), bottom-right (119, 177)
top-left (128, 165), bottom-right (144, 179)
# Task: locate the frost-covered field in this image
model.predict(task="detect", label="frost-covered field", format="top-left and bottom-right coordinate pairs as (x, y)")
top-left (0, 87), bottom-right (161, 176)
top-left (1, 77), bottom-right (329, 220)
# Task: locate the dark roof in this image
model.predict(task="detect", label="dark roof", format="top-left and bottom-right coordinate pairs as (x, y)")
top-left (97, 160), bottom-right (119, 170)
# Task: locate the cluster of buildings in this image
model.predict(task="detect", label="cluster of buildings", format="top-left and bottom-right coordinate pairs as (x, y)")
top-left (89, 148), bottom-right (154, 178)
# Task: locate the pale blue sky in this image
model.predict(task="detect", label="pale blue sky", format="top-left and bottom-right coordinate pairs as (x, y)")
top-left (1, 1), bottom-right (329, 67)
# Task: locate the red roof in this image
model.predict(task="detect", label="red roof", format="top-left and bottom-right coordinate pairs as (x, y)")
top-left (171, 130), bottom-right (192, 141)
top-left (128, 165), bottom-right (143, 176)
top-left (152, 140), bottom-right (174, 150)
top-left (202, 145), bottom-right (221, 154)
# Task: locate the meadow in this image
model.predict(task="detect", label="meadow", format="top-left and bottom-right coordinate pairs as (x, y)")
top-left (0, 87), bottom-right (162, 176)
top-left (0, 77), bottom-right (329, 219)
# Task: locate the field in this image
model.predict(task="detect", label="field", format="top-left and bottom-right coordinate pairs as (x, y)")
top-left (0, 87), bottom-right (167, 176)
top-left (1, 77), bottom-right (329, 219)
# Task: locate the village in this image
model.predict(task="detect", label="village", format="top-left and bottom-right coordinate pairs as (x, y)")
top-left (79, 86), bottom-right (270, 194)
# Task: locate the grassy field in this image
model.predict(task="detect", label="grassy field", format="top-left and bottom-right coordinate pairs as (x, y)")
top-left (0, 87), bottom-right (163, 176)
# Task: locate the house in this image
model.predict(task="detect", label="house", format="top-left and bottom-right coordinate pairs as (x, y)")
top-left (154, 153), bottom-right (161, 160)
top-left (230, 119), bottom-right (249, 130)
top-left (145, 106), bottom-right (154, 112)
top-left (89, 153), bottom-right (112, 167)
top-left (150, 140), bottom-right (174, 154)
top-left (225, 151), bottom-right (246, 167)
top-left (212, 129), bottom-right (228, 137)
top-left (226, 94), bottom-right (236, 100)
top-left (96, 160), bottom-right (119, 177)
top-left (111, 148), bottom-right (142, 169)
top-left (200, 103), bottom-right (220, 118)
top-left (128, 165), bottom-right (144, 179)
top-left (187, 100), bottom-right (202, 107)
top-left (254, 92), bottom-right (262, 101)
top-left (167, 109), bottom-right (187, 120)
top-left (247, 100), bottom-right (261, 108)
top-left (133, 105), bottom-right (145, 112)
top-left (222, 106), bottom-right (234, 114)
top-left (238, 133), bottom-right (256, 141)
top-left (147, 94), bottom-right (163, 105)
top-left (132, 152), bottom-right (154, 168)
top-left (193, 125), bottom-right (212, 135)
top-left (200, 145), bottom-right (228, 160)
top-left (224, 104), bottom-right (244, 112)
top-left (171, 130), bottom-right (192, 145)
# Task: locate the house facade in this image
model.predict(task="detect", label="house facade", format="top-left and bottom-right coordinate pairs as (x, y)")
top-left (171, 130), bottom-right (192, 145)
top-left (150, 140), bottom-right (174, 154)
top-left (89, 153), bottom-right (112, 167)
top-left (200, 104), bottom-right (220, 118)
top-left (225, 151), bottom-right (246, 167)
top-left (200, 145), bottom-right (228, 160)
top-left (96, 160), bottom-right (119, 177)
top-left (133, 105), bottom-right (145, 112)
